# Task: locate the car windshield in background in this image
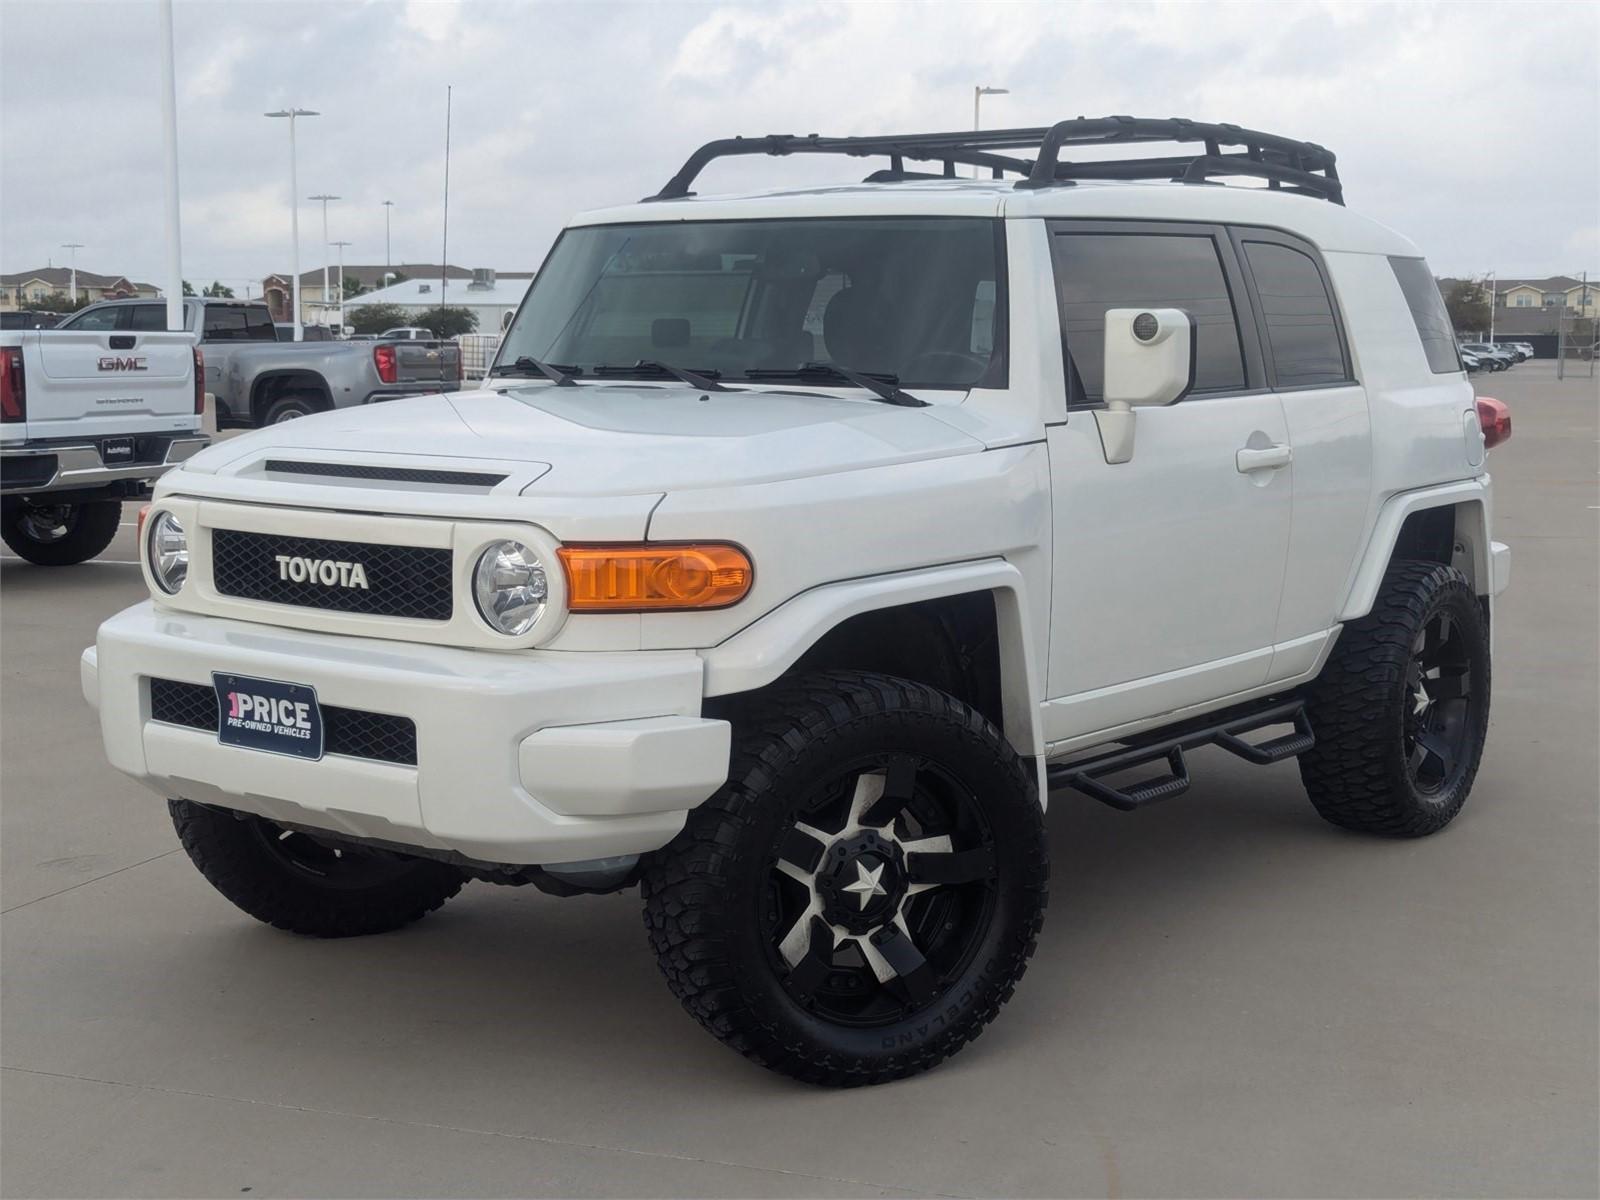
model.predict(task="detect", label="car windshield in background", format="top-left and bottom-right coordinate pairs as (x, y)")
top-left (497, 218), bottom-right (1005, 390)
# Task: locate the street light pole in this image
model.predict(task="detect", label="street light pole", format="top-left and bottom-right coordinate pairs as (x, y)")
top-left (382, 200), bottom-right (394, 280)
top-left (265, 107), bottom-right (318, 341)
top-left (308, 193), bottom-right (339, 331)
top-left (331, 240), bottom-right (351, 333)
top-left (157, 0), bottom-right (184, 332)
top-left (972, 85), bottom-right (1009, 177)
top-left (1487, 270), bottom-right (1496, 343)
top-left (61, 243), bottom-right (83, 304)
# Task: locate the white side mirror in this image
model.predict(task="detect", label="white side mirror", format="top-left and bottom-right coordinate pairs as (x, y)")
top-left (1094, 308), bottom-right (1196, 464)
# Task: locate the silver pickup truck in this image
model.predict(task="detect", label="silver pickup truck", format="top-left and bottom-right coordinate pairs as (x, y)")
top-left (56, 299), bottom-right (462, 427)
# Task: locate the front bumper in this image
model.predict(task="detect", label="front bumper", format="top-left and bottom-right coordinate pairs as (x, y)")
top-left (2, 435), bottom-right (208, 496)
top-left (84, 602), bottom-right (731, 865)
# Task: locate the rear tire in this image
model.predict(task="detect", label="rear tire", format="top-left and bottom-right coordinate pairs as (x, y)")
top-left (641, 670), bottom-right (1048, 1086)
top-left (169, 799), bottom-right (466, 937)
top-left (260, 392), bottom-right (324, 426)
top-left (0, 499), bottom-right (121, 566)
top-left (1299, 560), bottom-right (1490, 837)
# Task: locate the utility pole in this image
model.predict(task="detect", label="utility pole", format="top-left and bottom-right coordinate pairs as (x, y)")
top-left (972, 85), bottom-right (1009, 177)
top-left (308, 193), bottom-right (339, 331)
top-left (61, 243), bottom-right (83, 303)
top-left (265, 107), bottom-right (318, 340)
top-left (1487, 270), bottom-right (1496, 343)
top-left (382, 200), bottom-right (394, 281)
top-left (157, 0), bottom-right (183, 331)
top-left (331, 240), bottom-right (351, 333)
top-left (441, 85), bottom-right (452, 306)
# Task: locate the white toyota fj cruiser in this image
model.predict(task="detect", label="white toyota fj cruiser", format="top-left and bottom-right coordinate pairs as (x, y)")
top-left (83, 119), bottom-right (1512, 1086)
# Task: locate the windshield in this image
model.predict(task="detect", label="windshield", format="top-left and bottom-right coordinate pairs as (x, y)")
top-left (497, 218), bottom-right (1006, 389)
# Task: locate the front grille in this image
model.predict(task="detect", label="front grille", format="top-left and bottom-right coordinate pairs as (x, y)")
top-left (211, 529), bottom-right (452, 620)
top-left (263, 460), bottom-right (507, 487)
top-left (148, 678), bottom-right (418, 766)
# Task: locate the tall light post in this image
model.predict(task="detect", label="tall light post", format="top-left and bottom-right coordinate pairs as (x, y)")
top-left (265, 108), bottom-right (318, 341)
top-left (382, 200), bottom-right (394, 281)
top-left (61, 243), bottom-right (83, 303)
top-left (330, 240), bottom-right (352, 333)
top-left (973, 85), bottom-right (1009, 177)
top-left (308, 193), bottom-right (339, 330)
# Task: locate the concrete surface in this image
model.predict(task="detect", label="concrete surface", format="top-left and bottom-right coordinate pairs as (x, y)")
top-left (2, 362), bottom-right (1596, 1198)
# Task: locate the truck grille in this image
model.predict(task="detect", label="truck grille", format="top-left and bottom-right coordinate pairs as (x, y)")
top-left (210, 529), bottom-right (452, 620)
top-left (148, 678), bottom-right (418, 766)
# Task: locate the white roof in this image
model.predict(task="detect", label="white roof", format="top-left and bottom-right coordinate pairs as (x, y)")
top-left (345, 276), bottom-right (532, 310)
top-left (572, 177), bottom-right (1418, 257)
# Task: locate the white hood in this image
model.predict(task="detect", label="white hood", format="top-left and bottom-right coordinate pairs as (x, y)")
top-left (182, 382), bottom-right (986, 496)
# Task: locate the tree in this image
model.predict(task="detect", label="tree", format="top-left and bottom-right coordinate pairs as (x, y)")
top-left (182, 280), bottom-right (196, 296)
top-left (415, 305), bottom-right (478, 339)
top-left (28, 291), bottom-right (91, 315)
top-left (346, 303), bottom-right (413, 335)
top-left (1443, 277), bottom-right (1489, 336)
top-left (342, 275), bottom-right (367, 299)
top-left (203, 280), bottom-right (234, 298)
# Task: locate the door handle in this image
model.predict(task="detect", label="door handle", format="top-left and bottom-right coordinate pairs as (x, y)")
top-left (1236, 444), bottom-right (1292, 473)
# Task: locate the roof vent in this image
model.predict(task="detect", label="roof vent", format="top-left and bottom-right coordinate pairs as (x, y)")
top-left (469, 268), bottom-right (495, 290)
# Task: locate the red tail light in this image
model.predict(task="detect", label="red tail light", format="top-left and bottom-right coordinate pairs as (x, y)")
top-left (1476, 396), bottom-right (1511, 449)
top-left (193, 347), bottom-right (205, 415)
top-left (374, 343), bottom-right (398, 384)
top-left (0, 346), bottom-right (25, 423)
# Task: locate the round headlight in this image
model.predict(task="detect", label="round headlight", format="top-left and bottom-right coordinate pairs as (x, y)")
top-left (147, 511), bottom-right (188, 594)
top-left (472, 540), bottom-right (547, 636)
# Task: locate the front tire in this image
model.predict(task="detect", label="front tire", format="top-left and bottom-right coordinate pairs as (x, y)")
top-left (0, 498), bottom-right (121, 565)
top-left (169, 799), bottom-right (466, 937)
top-left (641, 670), bottom-right (1048, 1086)
top-left (1299, 561), bottom-right (1491, 836)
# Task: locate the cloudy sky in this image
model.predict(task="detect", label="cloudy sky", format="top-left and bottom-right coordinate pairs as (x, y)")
top-left (2, 0), bottom-right (1596, 293)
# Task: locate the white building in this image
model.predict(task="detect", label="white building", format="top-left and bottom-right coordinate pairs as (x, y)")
top-left (344, 269), bottom-right (533, 333)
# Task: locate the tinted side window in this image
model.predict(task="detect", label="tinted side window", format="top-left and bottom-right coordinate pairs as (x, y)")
top-left (242, 306), bottom-right (277, 340)
top-left (63, 306), bottom-right (125, 331)
top-left (203, 307), bottom-right (249, 340)
top-left (1240, 241), bottom-right (1348, 386)
top-left (127, 305), bottom-right (167, 331)
top-left (1052, 232), bottom-right (1245, 403)
top-left (1389, 256), bottom-right (1460, 373)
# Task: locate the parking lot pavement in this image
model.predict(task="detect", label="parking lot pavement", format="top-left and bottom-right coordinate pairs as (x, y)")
top-left (2, 362), bottom-right (1596, 1199)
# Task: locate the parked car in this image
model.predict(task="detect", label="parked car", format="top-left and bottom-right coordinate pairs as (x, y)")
top-left (1496, 341), bottom-right (1533, 361)
top-left (0, 310), bottom-right (59, 331)
top-left (1460, 349), bottom-right (1482, 373)
top-left (377, 326), bottom-right (436, 341)
top-left (60, 298), bottom-right (462, 427)
top-left (1, 315), bottom-right (206, 564)
top-left (273, 322), bottom-right (337, 342)
top-left (83, 117), bottom-right (1512, 1086)
top-left (1460, 342), bottom-right (1514, 371)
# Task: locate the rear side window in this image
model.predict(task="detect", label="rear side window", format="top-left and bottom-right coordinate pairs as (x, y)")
top-left (1389, 256), bottom-right (1461, 374)
top-left (1051, 231), bottom-right (1245, 403)
top-left (204, 305), bottom-right (276, 341)
top-left (1239, 240), bottom-right (1348, 386)
top-left (127, 305), bottom-right (167, 331)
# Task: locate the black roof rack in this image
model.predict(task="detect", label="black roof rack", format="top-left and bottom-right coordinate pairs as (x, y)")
top-left (648, 116), bottom-right (1342, 205)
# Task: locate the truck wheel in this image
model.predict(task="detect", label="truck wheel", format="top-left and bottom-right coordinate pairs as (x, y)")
top-left (641, 670), bottom-right (1048, 1086)
top-left (260, 393), bottom-right (322, 426)
top-left (168, 799), bottom-right (466, 937)
top-left (1300, 561), bottom-right (1490, 837)
top-left (0, 499), bottom-right (121, 566)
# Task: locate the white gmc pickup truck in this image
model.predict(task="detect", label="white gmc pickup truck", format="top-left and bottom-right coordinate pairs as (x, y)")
top-left (1, 322), bottom-right (206, 564)
top-left (83, 118), bottom-right (1512, 1086)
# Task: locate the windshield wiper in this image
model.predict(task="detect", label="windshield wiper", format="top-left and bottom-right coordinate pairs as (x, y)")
top-left (742, 363), bottom-right (928, 408)
top-left (591, 360), bottom-right (731, 392)
top-left (499, 356), bottom-right (581, 386)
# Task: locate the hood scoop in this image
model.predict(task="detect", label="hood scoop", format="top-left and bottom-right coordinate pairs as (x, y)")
top-left (262, 459), bottom-right (509, 491)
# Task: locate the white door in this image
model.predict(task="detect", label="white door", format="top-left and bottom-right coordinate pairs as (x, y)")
top-left (1039, 222), bottom-right (1294, 744)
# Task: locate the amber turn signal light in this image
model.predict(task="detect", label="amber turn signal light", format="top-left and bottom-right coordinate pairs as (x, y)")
top-left (558, 543), bottom-right (753, 611)
top-left (136, 504), bottom-right (152, 540)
